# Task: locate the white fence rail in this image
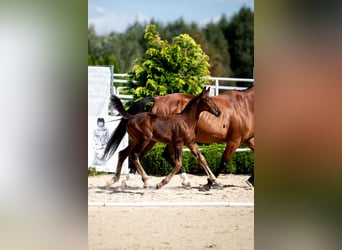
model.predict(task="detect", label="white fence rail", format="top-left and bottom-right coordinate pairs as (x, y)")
top-left (112, 73), bottom-right (254, 99)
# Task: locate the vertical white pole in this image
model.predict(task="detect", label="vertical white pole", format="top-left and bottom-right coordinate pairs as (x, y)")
top-left (215, 79), bottom-right (219, 96)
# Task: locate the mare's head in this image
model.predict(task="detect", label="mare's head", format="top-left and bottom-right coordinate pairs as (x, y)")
top-left (198, 87), bottom-right (221, 117)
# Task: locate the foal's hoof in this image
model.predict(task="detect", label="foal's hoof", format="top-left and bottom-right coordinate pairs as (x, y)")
top-left (212, 182), bottom-right (224, 190)
top-left (106, 179), bottom-right (114, 187)
top-left (199, 184), bottom-right (211, 192)
top-left (113, 176), bottom-right (120, 183)
top-left (121, 180), bottom-right (127, 191)
top-left (181, 181), bottom-right (191, 189)
top-left (156, 183), bottom-right (163, 189)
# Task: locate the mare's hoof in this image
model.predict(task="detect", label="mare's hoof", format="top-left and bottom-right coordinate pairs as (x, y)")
top-left (156, 183), bottom-right (163, 189)
top-left (246, 177), bottom-right (254, 188)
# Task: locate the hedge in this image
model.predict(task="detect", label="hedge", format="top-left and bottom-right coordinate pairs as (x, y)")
top-left (138, 143), bottom-right (254, 176)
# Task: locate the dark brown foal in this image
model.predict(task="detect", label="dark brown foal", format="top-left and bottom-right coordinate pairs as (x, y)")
top-left (108, 87), bottom-right (221, 189)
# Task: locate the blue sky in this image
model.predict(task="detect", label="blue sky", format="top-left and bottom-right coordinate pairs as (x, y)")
top-left (89, 0), bottom-right (254, 34)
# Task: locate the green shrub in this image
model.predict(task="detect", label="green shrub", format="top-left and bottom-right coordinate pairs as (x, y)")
top-left (88, 166), bottom-right (108, 176)
top-left (139, 143), bottom-right (254, 176)
top-left (128, 24), bottom-right (210, 100)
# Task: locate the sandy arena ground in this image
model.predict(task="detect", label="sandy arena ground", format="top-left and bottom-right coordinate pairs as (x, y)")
top-left (88, 173), bottom-right (254, 250)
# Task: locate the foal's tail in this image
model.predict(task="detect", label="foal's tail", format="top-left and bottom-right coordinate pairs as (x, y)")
top-left (102, 95), bottom-right (155, 160)
top-left (110, 95), bottom-right (131, 119)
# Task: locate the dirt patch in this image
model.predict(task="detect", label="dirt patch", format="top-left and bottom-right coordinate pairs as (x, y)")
top-left (88, 174), bottom-right (254, 250)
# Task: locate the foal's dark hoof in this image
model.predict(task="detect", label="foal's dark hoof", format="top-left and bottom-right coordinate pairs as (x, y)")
top-left (199, 184), bottom-right (211, 192)
top-left (212, 182), bottom-right (224, 190)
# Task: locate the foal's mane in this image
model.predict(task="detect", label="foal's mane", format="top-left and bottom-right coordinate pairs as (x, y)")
top-left (179, 91), bottom-right (203, 114)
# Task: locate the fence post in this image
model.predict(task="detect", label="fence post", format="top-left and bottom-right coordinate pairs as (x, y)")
top-left (215, 79), bottom-right (219, 96)
top-left (110, 67), bottom-right (115, 115)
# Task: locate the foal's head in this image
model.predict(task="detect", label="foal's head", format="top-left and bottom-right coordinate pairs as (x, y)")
top-left (198, 87), bottom-right (221, 117)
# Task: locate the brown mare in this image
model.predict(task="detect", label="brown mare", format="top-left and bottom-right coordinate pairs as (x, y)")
top-left (151, 87), bottom-right (254, 189)
top-left (103, 86), bottom-right (254, 190)
top-left (106, 87), bottom-right (221, 189)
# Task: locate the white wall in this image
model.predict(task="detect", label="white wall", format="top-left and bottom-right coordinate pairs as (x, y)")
top-left (88, 66), bottom-right (129, 173)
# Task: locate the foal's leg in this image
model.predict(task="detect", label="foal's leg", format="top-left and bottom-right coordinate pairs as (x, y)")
top-left (106, 144), bottom-right (132, 186)
top-left (187, 143), bottom-right (220, 187)
top-left (130, 139), bottom-right (154, 188)
top-left (156, 145), bottom-right (183, 189)
top-left (205, 140), bottom-right (241, 190)
top-left (114, 145), bottom-right (131, 182)
top-left (128, 141), bottom-right (156, 174)
top-left (162, 144), bottom-right (191, 187)
top-left (131, 153), bottom-right (151, 188)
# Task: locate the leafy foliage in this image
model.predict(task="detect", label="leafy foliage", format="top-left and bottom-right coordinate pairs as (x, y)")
top-left (128, 24), bottom-right (210, 99)
top-left (140, 143), bottom-right (254, 176)
top-left (223, 6), bottom-right (254, 79)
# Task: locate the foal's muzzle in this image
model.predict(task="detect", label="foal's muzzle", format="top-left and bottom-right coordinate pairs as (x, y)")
top-left (214, 109), bottom-right (221, 117)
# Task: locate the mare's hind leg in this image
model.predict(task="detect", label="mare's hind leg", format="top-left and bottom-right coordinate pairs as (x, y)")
top-left (244, 137), bottom-right (254, 187)
top-left (187, 143), bottom-right (220, 188)
top-left (156, 145), bottom-right (183, 189)
top-left (244, 137), bottom-right (254, 152)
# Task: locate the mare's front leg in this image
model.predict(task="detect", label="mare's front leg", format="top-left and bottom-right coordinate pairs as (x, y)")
top-left (156, 144), bottom-right (183, 189)
top-left (187, 143), bottom-right (222, 190)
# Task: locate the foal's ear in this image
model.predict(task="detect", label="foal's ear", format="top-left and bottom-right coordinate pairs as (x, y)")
top-left (202, 86), bottom-right (210, 94)
top-left (201, 86), bottom-right (210, 93)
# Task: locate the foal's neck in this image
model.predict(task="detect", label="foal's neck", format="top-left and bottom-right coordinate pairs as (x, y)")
top-left (180, 97), bottom-right (203, 128)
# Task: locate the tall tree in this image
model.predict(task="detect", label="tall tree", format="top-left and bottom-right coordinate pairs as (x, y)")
top-left (224, 6), bottom-right (254, 79)
top-left (129, 24), bottom-right (210, 99)
top-left (203, 22), bottom-right (231, 77)
top-left (116, 22), bottom-right (146, 72)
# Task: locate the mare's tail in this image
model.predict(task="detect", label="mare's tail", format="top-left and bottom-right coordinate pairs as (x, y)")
top-left (102, 96), bottom-right (155, 160)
